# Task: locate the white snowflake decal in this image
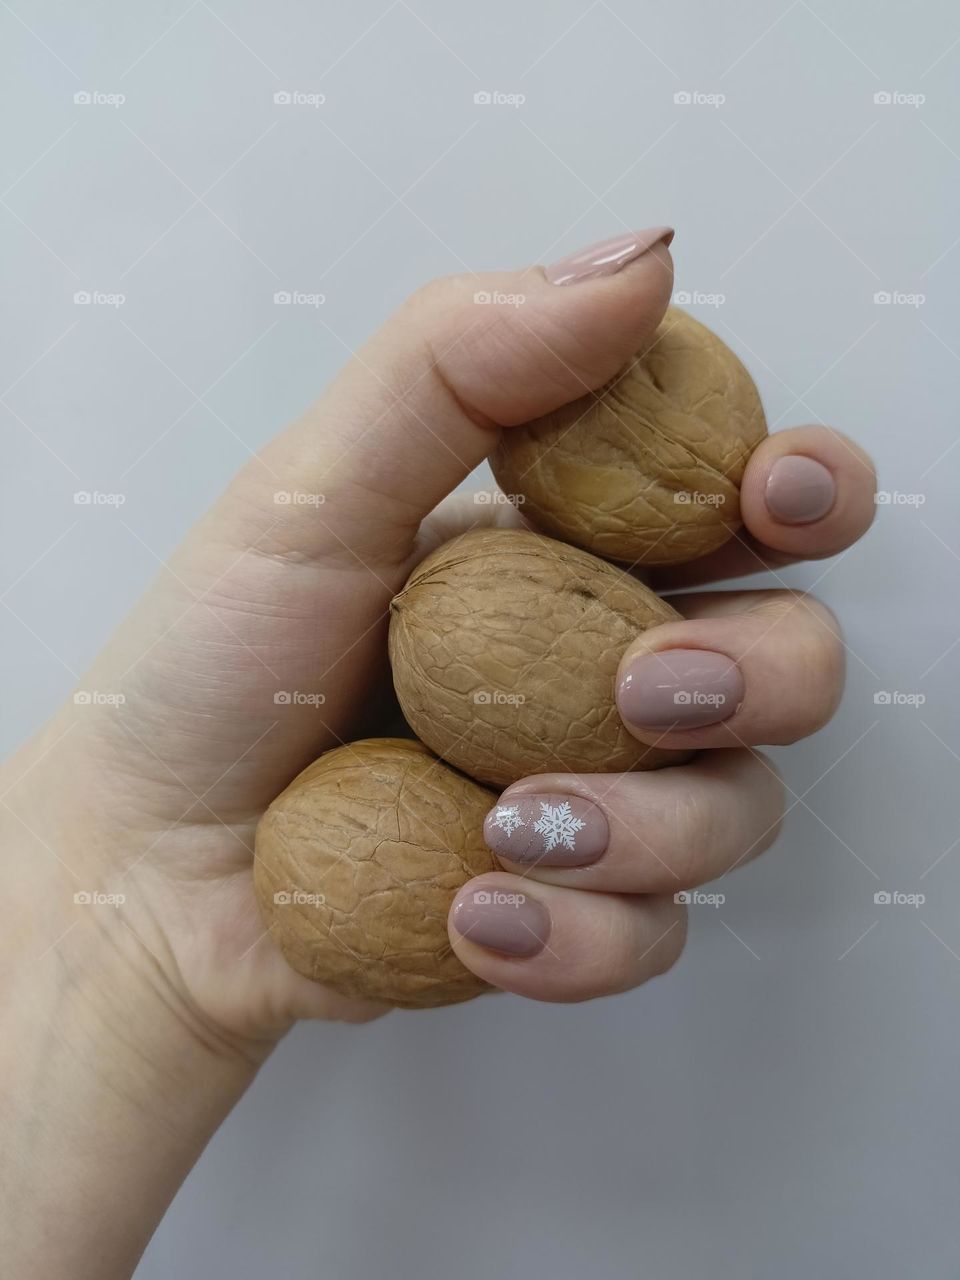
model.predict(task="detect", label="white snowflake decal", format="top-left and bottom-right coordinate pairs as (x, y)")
top-left (533, 801), bottom-right (586, 852)
top-left (491, 805), bottom-right (525, 837)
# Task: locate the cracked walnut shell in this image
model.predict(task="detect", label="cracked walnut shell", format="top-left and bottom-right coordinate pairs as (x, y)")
top-left (254, 738), bottom-right (497, 1010)
top-left (491, 308), bottom-right (767, 565)
top-left (388, 528), bottom-right (690, 787)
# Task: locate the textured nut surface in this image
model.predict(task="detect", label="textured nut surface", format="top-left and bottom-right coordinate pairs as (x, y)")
top-left (491, 308), bottom-right (767, 565)
top-left (254, 738), bottom-right (497, 1010)
top-left (389, 528), bottom-right (690, 787)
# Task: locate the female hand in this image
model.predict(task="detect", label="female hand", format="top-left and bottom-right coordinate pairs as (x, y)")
top-left (1, 227), bottom-right (874, 1275)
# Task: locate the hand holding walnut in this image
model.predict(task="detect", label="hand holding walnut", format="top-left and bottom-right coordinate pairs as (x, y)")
top-left (1, 228), bottom-right (876, 1275)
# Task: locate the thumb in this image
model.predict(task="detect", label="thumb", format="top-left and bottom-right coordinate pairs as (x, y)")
top-left (68, 229), bottom-right (674, 817)
top-left (212, 226), bottom-right (675, 564)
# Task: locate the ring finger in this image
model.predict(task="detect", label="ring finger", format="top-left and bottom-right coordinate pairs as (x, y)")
top-left (481, 750), bottom-right (784, 893)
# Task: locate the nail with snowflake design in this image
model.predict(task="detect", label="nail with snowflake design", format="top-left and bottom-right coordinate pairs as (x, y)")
top-left (483, 795), bottom-right (608, 866)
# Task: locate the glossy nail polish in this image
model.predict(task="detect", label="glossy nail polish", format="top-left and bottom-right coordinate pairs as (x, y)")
top-left (765, 455), bottom-right (836, 525)
top-left (483, 794), bottom-right (608, 866)
top-left (451, 887), bottom-right (550, 957)
top-left (545, 227), bottom-right (675, 286)
top-left (618, 648), bottom-right (744, 730)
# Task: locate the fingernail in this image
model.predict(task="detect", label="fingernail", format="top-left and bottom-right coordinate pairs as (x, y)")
top-left (483, 795), bottom-right (608, 866)
top-left (545, 227), bottom-right (675, 286)
top-left (617, 648), bottom-right (744, 730)
top-left (451, 887), bottom-right (551, 957)
top-left (765, 455), bottom-right (836, 525)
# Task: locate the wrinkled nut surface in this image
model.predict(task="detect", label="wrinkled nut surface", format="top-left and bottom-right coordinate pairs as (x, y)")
top-left (389, 528), bottom-right (691, 788)
top-left (491, 308), bottom-right (767, 565)
top-left (254, 738), bottom-right (497, 1010)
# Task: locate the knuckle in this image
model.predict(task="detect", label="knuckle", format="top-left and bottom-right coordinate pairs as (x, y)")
top-left (794, 595), bottom-right (845, 730)
top-left (754, 591), bottom-right (845, 737)
top-left (660, 786), bottom-right (716, 888)
top-left (406, 273), bottom-right (464, 312)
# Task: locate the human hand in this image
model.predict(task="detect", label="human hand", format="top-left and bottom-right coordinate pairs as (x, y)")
top-left (1, 227), bottom-right (874, 1275)
top-left (6, 227), bottom-right (877, 1035)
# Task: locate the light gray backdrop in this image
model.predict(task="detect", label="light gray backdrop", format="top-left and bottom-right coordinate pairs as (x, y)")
top-left (3, 3), bottom-right (959, 1277)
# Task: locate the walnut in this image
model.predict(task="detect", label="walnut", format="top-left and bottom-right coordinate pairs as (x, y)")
top-left (491, 308), bottom-right (767, 565)
top-left (389, 528), bottom-right (690, 787)
top-left (254, 738), bottom-right (497, 1009)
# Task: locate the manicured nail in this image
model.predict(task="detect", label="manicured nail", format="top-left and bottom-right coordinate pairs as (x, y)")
top-left (451, 887), bottom-right (550, 957)
top-left (545, 227), bottom-right (675, 286)
top-left (765, 455), bottom-right (836, 525)
top-left (483, 795), bottom-right (608, 866)
top-left (617, 648), bottom-right (744, 730)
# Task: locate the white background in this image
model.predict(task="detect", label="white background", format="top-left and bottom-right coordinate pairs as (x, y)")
top-left (2, 3), bottom-right (959, 1276)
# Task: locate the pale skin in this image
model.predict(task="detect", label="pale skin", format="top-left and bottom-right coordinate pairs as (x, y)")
top-left (0, 238), bottom-right (876, 1276)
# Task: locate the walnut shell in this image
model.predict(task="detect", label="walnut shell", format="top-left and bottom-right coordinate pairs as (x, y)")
top-left (491, 308), bottom-right (767, 565)
top-left (254, 738), bottom-right (497, 1010)
top-left (389, 528), bottom-right (690, 787)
